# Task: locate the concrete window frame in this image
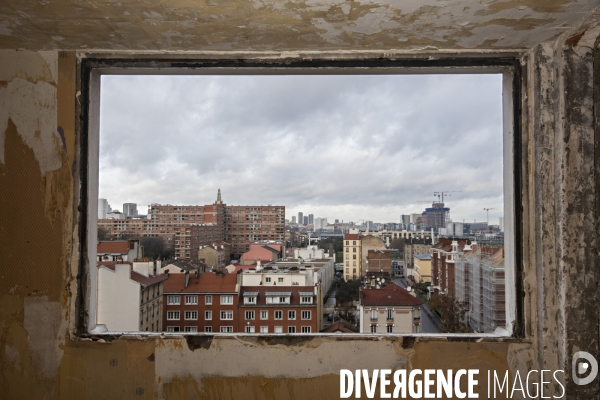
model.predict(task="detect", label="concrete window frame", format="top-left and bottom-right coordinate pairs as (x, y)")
top-left (77, 54), bottom-right (523, 339)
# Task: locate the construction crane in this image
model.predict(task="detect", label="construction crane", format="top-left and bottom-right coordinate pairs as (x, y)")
top-left (433, 190), bottom-right (462, 203)
top-left (483, 208), bottom-right (494, 228)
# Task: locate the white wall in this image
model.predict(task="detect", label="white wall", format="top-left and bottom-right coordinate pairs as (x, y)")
top-left (97, 264), bottom-right (141, 331)
top-left (242, 272), bottom-right (309, 286)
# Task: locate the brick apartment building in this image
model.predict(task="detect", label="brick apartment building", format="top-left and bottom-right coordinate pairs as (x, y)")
top-left (173, 224), bottom-right (223, 260)
top-left (431, 238), bottom-right (472, 297)
top-left (238, 286), bottom-right (318, 333)
top-left (198, 241), bottom-right (232, 269)
top-left (162, 271), bottom-right (239, 333)
top-left (403, 238), bottom-right (432, 274)
top-left (98, 190), bottom-right (284, 259)
top-left (366, 249), bottom-right (392, 275)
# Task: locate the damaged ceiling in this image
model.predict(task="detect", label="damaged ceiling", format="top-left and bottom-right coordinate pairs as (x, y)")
top-left (0, 0), bottom-right (599, 51)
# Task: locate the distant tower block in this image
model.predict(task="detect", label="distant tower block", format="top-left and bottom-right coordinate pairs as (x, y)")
top-left (216, 189), bottom-right (223, 204)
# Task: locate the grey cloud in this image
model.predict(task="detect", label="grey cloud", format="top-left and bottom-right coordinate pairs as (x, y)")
top-left (99, 73), bottom-right (504, 223)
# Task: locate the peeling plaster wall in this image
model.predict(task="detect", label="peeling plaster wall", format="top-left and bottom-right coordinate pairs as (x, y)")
top-left (0, 0), bottom-right (600, 51)
top-left (1, 5), bottom-right (600, 400)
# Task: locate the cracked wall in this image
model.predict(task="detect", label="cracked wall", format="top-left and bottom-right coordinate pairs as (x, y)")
top-left (1, 5), bottom-right (600, 400)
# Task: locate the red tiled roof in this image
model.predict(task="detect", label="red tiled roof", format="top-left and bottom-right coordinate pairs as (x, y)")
top-left (163, 272), bottom-right (237, 293)
top-left (239, 286), bottom-right (316, 306)
top-left (321, 319), bottom-right (359, 333)
top-left (344, 234), bottom-right (361, 240)
top-left (97, 241), bottom-right (131, 254)
top-left (360, 283), bottom-right (423, 306)
top-left (98, 262), bottom-right (167, 286)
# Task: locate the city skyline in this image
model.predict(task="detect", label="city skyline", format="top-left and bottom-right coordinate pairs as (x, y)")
top-left (99, 73), bottom-right (503, 223)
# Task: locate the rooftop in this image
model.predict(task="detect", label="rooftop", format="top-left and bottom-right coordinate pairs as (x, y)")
top-left (98, 262), bottom-right (167, 287)
top-left (360, 283), bottom-right (424, 307)
top-left (97, 241), bottom-right (134, 254)
top-left (163, 272), bottom-right (238, 293)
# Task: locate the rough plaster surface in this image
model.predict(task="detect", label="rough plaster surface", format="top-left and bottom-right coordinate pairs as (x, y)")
top-left (24, 296), bottom-right (63, 381)
top-left (155, 337), bottom-right (412, 380)
top-left (0, 0), bottom-right (599, 51)
top-left (0, 50), bottom-right (61, 170)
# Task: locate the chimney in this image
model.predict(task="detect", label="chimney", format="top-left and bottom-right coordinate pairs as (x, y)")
top-left (185, 271), bottom-right (190, 288)
top-left (156, 257), bottom-right (162, 275)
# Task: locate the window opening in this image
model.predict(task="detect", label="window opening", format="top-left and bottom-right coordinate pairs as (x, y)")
top-left (85, 58), bottom-right (518, 338)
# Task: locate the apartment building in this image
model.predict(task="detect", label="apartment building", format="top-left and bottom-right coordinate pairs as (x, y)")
top-left (364, 229), bottom-right (432, 247)
top-left (358, 283), bottom-right (423, 334)
top-left (342, 234), bottom-right (362, 281)
top-left (455, 246), bottom-right (506, 333)
top-left (96, 261), bottom-right (167, 332)
top-left (403, 238), bottom-right (432, 274)
top-left (162, 272), bottom-right (239, 333)
top-left (99, 191), bottom-right (284, 258)
top-left (238, 286), bottom-right (318, 333)
top-left (366, 249), bottom-right (392, 276)
top-left (198, 241), bottom-right (231, 269)
top-left (412, 253), bottom-right (432, 284)
top-left (431, 238), bottom-right (472, 296)
top-left (173, 223), bottom-right (223, 260)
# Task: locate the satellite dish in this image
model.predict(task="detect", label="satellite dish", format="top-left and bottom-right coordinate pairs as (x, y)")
top-left (407, 286), bottom-right (412, 291)
top-left (381, 279), bottom-right (385, 284)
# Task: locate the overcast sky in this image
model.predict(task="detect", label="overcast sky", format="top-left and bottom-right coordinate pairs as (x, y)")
top-left (99, 73), bottom-right (504, 225)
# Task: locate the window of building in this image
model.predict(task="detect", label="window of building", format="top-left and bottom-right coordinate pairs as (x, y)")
top-left (185, 295), bottom-right (198, 305)
top-left (265, 277), bottom-right (271, 283)
top-left (205, 295), bottom-right (212, 305)
top-left (245, 326), bottom-right (255, 333)
top-left (274, 326), bottom-right (283, 334)
top-left (220, 311), bottom-right (233, 320)
top-left (301, 297), bottom-right (312, 304)
top-left (245, 311), bottom-right (255, 320)
top-left (370, 310), bottom-right (377, 321)
top-left (274, 311), bottom-right (283, 320)
top-left (167, 311), bottom-right (180, 320)
top-left (220, 295), bottom-right (233, 305)
top-left (185, 326), bottom-right (198, 332)
top-left (220, 326), bottom-right (233, 333)
top-left (184, 311), bottom-right (198, 320)
top-left (205, 311), bottom-right (212, 320)
top-left (204, 326), bottom-right (212, 333)
top-left (288, 310), bottom-right (296, 320)
top-left (167, 295), bottom-right (180, 305)
top-left (166, 326), bottom-right (180, 332)
top-left (87, 60), bottom-right (516, 338)
top-left (353, 241), bottom-right (356, 245)
top-left (370, 325), bottom-right (377, 333)
top-left (301, 326), bottom-right (311, 333)
top-left (301, 311), bottom-right (311, 320)
top-left (260, 326), bottom-right (268, 333)
top-left (244, 296), bottom-right (256, 304)
top-left (278, 277), bottom-right (284, 283)
top-left (288, 326), bottom-right (296, 333)
top-left (387, 325), bottom-right (393, 333)
top-left (260, 310), bottom-right (268, 320)
top-left (387, 309), bottom-right (393, 320)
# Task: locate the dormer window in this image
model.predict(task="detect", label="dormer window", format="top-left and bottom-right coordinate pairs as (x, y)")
top-left (244, 295), bottom-right (257, 304)
top-left (301, 296), bottom-right (312, 304)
